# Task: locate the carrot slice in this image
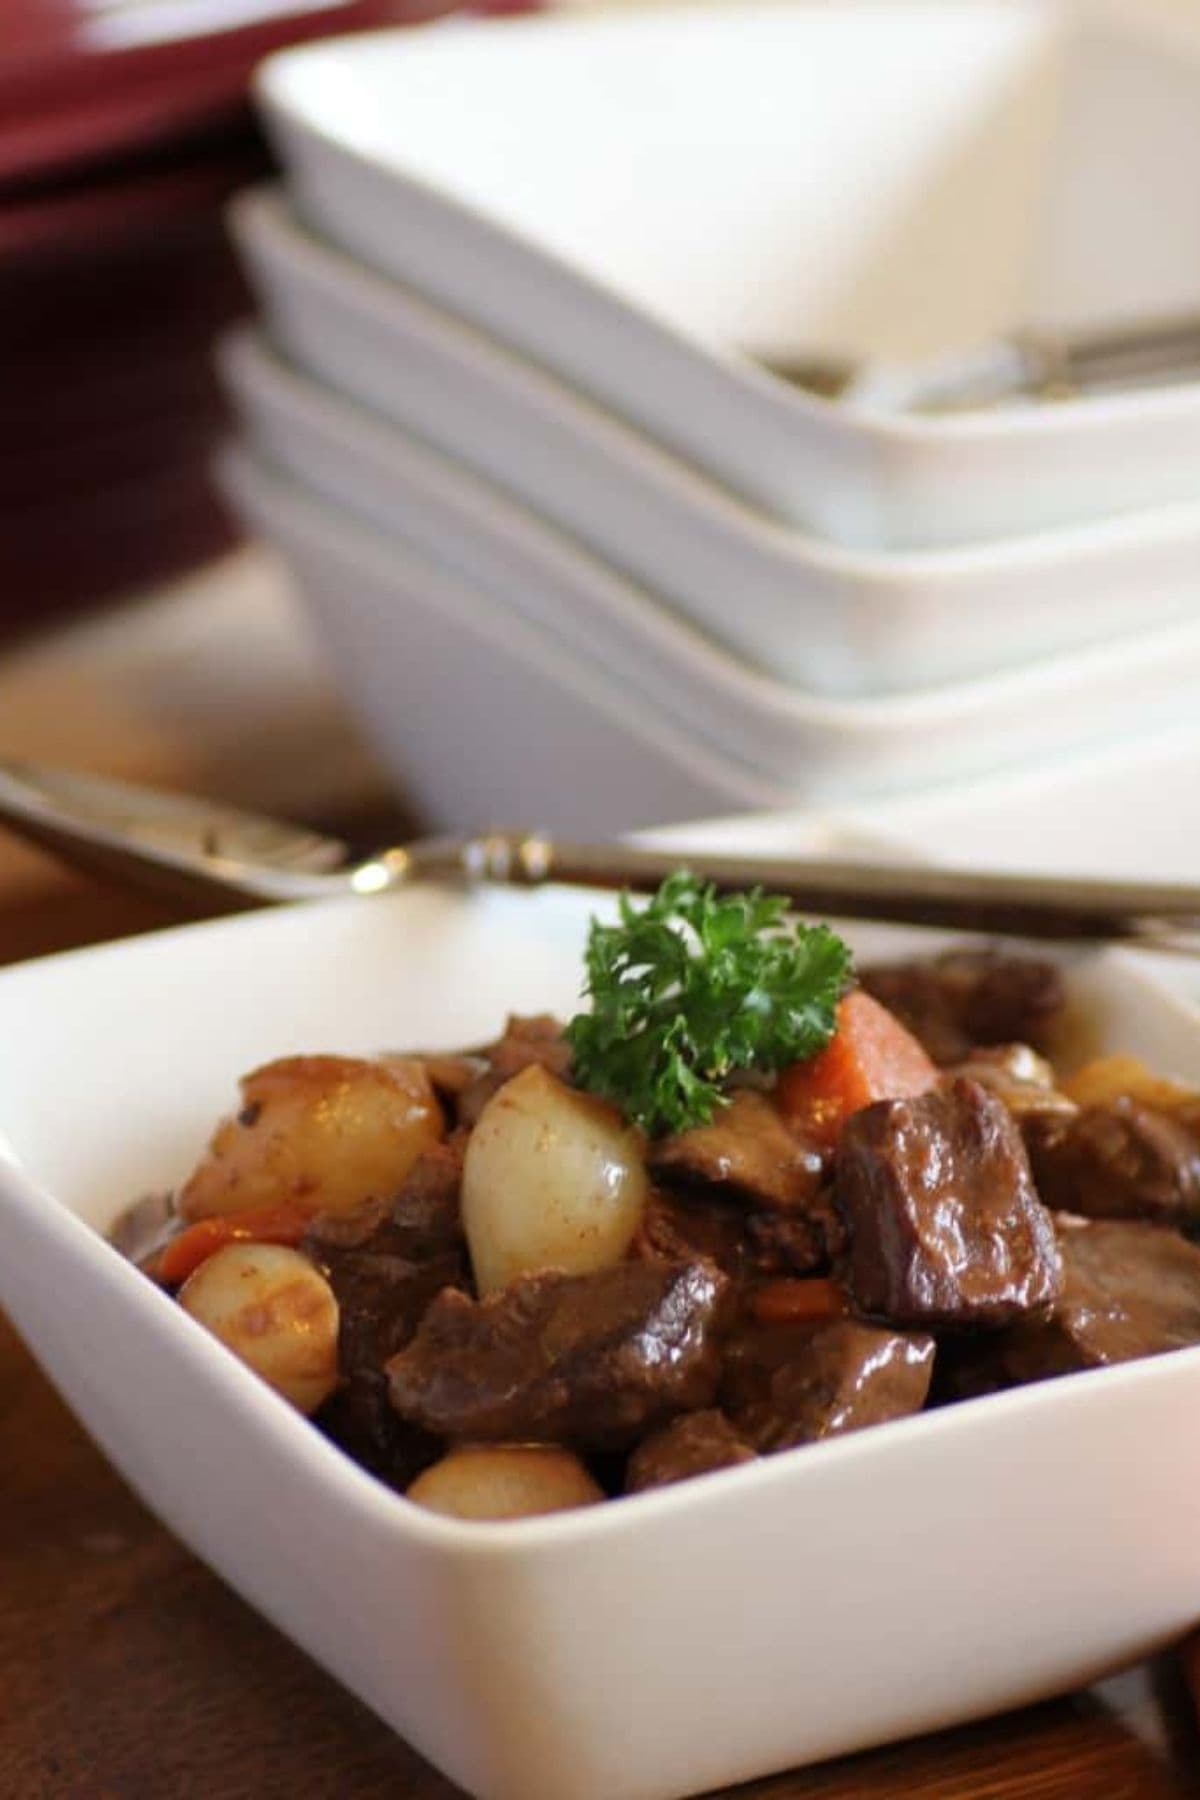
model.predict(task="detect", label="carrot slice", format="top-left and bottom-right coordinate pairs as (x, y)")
top-left (776, 989), bottom-right (938, 1151)
top-left (156, 1202), bottom-right (312, 1287)
top-left (750, 1277), bottom-right (848, 1326)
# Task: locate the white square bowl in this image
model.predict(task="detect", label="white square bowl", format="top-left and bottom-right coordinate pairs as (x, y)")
top-left (229, 188), bottom-right (1200, 697)
top-left (6, 886), bottom-right (1200, 1800)
top-left (219, 355), bottom-right (1200, 806)
top-left (257, 1), bottom-right (1200, 551)
top-left (217, 444), bottom-right (791, 832)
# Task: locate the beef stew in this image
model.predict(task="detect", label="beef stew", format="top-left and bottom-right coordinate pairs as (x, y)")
top-left (113, 895), bottom-right (1200, 1522)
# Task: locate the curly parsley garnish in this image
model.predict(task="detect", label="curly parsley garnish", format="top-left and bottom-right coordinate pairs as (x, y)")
top-left (565, 872), bottom-right (853, 1136)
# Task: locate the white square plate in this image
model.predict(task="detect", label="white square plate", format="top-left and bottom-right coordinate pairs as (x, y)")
top-left (4, 883), bottom-right (1200, 1798)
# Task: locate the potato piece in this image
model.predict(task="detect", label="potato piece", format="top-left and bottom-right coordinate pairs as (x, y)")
top-left (179, 1054), bottom-right (444, 1223)
top-left (461, 1065), bottom-right (648, 1294)
top-left (1065, 1054), bottom-right (1197, 1114)
top-left (407, 1445), bottom-right (603, 1520)
top-left (179, 1242), bottom-right (339, 1414)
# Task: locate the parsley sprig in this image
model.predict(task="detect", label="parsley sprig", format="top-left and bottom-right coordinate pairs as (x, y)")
top-left (565, 872), bottom-right (853, 1136)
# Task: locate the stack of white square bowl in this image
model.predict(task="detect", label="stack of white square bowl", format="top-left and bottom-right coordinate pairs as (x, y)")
top-left (219, 0), bottom-right (1200, 834)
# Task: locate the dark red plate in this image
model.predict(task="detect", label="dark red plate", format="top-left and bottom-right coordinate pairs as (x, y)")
top-left (0, 381), bottom-right (230, 506)
top-left (0, 0), bottom-right (461, 191)
top-left (0, 129), bottom-right (272, 261)
top-left (0, 449), bottom-right (241, 626)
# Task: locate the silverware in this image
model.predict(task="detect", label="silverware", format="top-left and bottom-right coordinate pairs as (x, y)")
top-left (763, 310), bottom-right (1200, 413)
top-left (2, 758), bottom-right (1200, 951)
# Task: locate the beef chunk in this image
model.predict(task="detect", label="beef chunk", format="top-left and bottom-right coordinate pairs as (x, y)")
top-left (385, 1135), bottom-right (465, 1254)
top-left (721, 1318), bottom-right (934, 1451)
top-left (486, 1012), bottom-right (572, 1079)
top-left (1026, 1100), bottom-right (1200, 1226)
top-left (644, 1090), bottom-right (833, 1277)
top-left (310, 1230), bottom-right (466, 1475)
top-left (744, 1202), bottom-right (841, 1275)
top-left (998, 1218), bottom-right (1200, 1382)
top-left (418, 1053), bottom-right (488, 1107)
top-left (457, 1014), bottom-right (572, 1127)
top-left (304, 1137), bottom-right (464, 1263)
top-left (860, 950), bottom-right (1065, 1066)
top-left (636, 1187), bottom-right (757, 1278)
top-left (304, 1140), bottom-right (467, 1474)
top-left (636, 1184), bottom-right (832, 1281)
top-left (928, 1333), bottom-right (1012, 1407)
top-left (387, 1260), bottom-right (730, 1450)
top-left (328, 1247), bottom-right (465, 1367)
top-left (626, 1410), bottom-right (756, 1493)
top-left (315, 1247), bottom-right (462, 1478)
top-left (834, 1077), bottom-right (1062, 1327)
top-left (650, 1090), bottom-right (826, 1211)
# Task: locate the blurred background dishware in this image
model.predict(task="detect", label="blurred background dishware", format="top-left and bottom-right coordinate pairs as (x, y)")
top-left (7, 0), bottom-right (1200, 842)
top-left (256, 0), bottom-right (1200, 548)
top-left (0, 0), bottom-right (476, 631)
top-left (201, 0), bottom-right (1200, 838)
top-left (219, 366), bottom-right (1200, 829)
top-left (225, 193), bottom-right (1200, 697)
top-left (9, 0), bottom-right (1200, 850)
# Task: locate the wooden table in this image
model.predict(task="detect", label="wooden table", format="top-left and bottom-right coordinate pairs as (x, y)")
top-left (2, 560), bottom-right (1200, 1800)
